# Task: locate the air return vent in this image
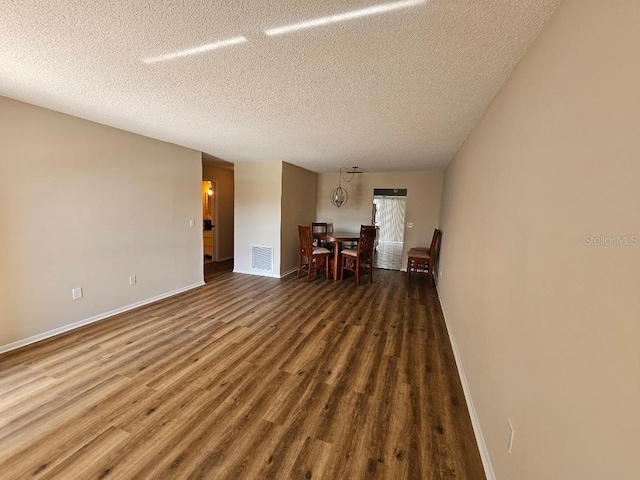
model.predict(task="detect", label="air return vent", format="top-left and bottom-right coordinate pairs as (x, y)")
top-left (251, 245), bottom-right (274, 273)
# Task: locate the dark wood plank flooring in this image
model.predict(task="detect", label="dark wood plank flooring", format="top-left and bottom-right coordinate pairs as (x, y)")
top-left (204, 258), bottom-right (234, 282)
top-left (0, 268), bottom-right (484, 479)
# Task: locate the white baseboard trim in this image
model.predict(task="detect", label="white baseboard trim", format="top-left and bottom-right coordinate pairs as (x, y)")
top-left (280, 267), bottom-right (298, 278)
top-left (0, 281), bottom-right (205, 355)
top-left (438, 296), bottom-right (496, 480)
top-left (232, 268), bottom-right (297, 279)
top-left (233, 269), bottom-right (281, 279)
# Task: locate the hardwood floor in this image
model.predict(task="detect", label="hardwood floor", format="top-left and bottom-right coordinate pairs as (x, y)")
top-left (204, 258), bottom-right (234, 282)
top-left (0, 268), bottom-right (484, 479)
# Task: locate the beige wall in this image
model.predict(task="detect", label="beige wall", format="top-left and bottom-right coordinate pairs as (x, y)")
top-left (281, 162), bottom-right (318, 274)
top-left (316, 171), bottom-right (443, 267)
top-left (233, 162), bottom-right (283, 276)
top-left (202, 163), bottom-right (234, 261)
top-left (438, 1), bottom-right (640, 478)
top-left (0, 96), bottom-right (203, 350)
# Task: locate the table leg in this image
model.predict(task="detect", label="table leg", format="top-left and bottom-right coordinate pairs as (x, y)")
top-left (333, 240), bottom-right (341, 281)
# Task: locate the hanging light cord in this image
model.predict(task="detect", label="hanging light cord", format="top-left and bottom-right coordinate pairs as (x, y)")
top-left (340, 166), bottom-right (360, 183)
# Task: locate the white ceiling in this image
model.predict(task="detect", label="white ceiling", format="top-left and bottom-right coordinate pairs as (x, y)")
top-left (0, 0), bottom-right (560, 173)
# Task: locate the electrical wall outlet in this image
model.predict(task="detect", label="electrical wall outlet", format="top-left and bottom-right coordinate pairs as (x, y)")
top-left (129, 275), bottom-right (137, 285)
top-left (407, 222), bottom-right (413, 228)
top-left (507, 419), bottom-right (515, 454)
top-left (72, 287), bottom-right (83, 300)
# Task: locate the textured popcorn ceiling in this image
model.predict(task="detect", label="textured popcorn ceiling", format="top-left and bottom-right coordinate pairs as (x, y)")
top-left (0, 0), bottom-right (560, 172)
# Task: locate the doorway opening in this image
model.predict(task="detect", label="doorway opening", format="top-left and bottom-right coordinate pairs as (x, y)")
top-left (372, 188), bottom-right (407, 270)
top-left (202, 180), bottom-right (217, 265)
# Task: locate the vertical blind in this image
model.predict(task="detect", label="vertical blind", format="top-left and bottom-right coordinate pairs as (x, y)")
top-left (373, 196), bottom-right (406, 242)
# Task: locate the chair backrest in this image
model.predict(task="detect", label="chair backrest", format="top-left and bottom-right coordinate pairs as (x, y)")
top-left (311, 222), bottom-right (328, 242)
top-left (429, 228), bottom-right (440, 258)
top-left (357, 225), bottom-right (377, 260)
top-left (432, 229), bottom-right (442, 279)
top-left (298, 225), bottom-right (314, 255)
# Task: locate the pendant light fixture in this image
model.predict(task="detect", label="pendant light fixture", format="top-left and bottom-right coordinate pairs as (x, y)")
top-left (330, 166), bottom-right (361, 207)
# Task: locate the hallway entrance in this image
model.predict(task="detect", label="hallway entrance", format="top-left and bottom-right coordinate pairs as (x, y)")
top-left (372, 188), bottom-right (407, 270)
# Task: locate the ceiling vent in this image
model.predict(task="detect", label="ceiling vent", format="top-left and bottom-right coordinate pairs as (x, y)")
top-left (251, 245), bottom-right (274, 273)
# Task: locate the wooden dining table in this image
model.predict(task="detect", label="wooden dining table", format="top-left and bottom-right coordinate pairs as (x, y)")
top-left (320, 231), bottom-right (360, 281)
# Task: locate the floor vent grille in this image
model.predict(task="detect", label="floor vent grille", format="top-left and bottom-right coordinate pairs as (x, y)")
top-left (251, 245), bottom-right (274, 273)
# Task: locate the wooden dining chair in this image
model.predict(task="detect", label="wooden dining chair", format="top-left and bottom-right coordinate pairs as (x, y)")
top-left (340, 225), bottom-right (377, 285)
top-left (311, 222), bottom-right (327, 245)
top-left (312, 222), bottom-right (335, 251)
top-left (406, 228), bottom-right (441, 285)
top-left (298, 225), bottom-right (331, 282)
top-left (432, 228), bottom-right (442, 284)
